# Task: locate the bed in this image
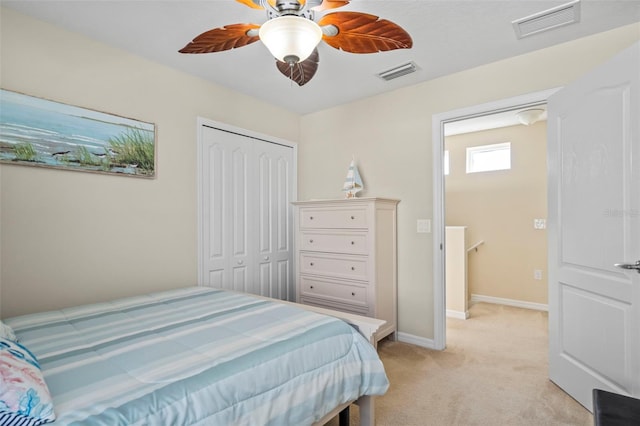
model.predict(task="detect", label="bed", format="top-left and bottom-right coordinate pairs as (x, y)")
top-left (1, 286), bottom-right (389, 426)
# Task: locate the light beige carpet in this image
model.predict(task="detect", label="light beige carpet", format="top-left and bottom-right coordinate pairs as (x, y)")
top-left (327, 302), bottom-right (592, 426)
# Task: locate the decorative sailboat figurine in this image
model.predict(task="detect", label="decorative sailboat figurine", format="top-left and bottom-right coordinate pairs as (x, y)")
top-left (343, 158), bottom-right (364, 199)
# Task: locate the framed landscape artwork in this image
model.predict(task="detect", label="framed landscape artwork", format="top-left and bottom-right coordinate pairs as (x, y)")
top-left (0, 89), bottom-right (156, 178)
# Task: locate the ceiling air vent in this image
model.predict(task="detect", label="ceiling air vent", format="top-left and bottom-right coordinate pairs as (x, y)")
top-left (512, 0), bottom-right (581, 39)
top-left (377, 62), bottom-right (418, 81)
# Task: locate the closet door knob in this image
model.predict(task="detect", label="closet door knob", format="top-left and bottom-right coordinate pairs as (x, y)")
top-left (237, 260), bottom-right (244, 265)
top-left (264, 256), bottom-right (270, 261)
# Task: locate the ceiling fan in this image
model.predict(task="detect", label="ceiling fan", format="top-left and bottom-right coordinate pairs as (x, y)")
top-left (179, 0), bottom-right (413, 86)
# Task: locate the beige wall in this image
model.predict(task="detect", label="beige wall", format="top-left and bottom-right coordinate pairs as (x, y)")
top-left (0, 8), bottom-right (299, 317)
top-left (298, 23), bottom-right (639, 340)
top-left (445, 122), bottom-right (548, 305)
top-left (445, 226), bottom-right (467, 316)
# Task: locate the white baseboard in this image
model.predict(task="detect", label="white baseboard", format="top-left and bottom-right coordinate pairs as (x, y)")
top-left (470, 294), bottom-right (548, 312)
top-left (446, 309), bottom-right (469, 320)
top-left (397, 332), bottom-right (437, 349)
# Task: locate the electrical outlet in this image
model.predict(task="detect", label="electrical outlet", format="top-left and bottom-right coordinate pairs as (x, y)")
top-left (417, 219), bottom-right (431, 234)
top-left (534, 269), bottom-right (543, 280)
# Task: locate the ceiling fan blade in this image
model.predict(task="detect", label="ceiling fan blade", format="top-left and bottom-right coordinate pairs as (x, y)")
top-left (275, 49), bottom-right (319, 86)
top-left (235, 0), bottom-right (264, 9)
top-left (236, 0), bottom-right (281, 9)
top-left (311, 1), bottom-right (349, 11)
top-left (319, 12), bottom-right (413, 53)
top-left (179, 24), bottom-right (261, 54)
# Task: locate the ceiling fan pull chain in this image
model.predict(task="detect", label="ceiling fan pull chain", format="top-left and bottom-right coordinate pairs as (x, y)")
top-left (289, 62), bottom-right (294, 86)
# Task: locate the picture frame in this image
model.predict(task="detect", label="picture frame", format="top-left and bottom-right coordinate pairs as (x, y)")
top-left (0, 89), bottom-right (156, 178)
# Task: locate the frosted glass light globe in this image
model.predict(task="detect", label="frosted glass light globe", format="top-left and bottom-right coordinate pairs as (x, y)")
top-left (259, 16), bottom-right (323, 64)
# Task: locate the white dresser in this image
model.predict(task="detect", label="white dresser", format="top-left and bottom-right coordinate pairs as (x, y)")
top-left (292, 198), bottom-right (399, 341)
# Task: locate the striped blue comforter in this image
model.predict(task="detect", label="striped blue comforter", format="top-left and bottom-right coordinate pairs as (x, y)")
top-left (5, 287), bottom-right (389, 425)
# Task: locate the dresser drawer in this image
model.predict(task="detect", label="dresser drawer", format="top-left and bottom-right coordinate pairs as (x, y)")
top-left (299, 231), bottom-right (368, 254)
top-left (299, 275), bottom-right (368, 309)
top-left (299, 207), bottom-right (368, 229)
top-left (299, 253), bottom-right (369, 281)
top-left (299, 297), bottom-right (369, 316)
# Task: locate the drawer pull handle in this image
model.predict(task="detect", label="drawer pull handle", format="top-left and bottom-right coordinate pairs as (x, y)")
top-left (350, 241), bottom-right (355, 245)
top-left (351, 292), bottom-right (356, 296)
top-left (351, 266), bottom-right (355, 271)
top-left (310, 262), bottom-right (314, 266)
top-left (350, 216), bottom-right (355, 220)
top-left (264, 256), bottom-right (270, 261)
top-left (310, 216), bottom-right (314, 220)
top-left (309, 239), bottom-right (314, 243)
top-left (310, 285), bottom-right (314, 289)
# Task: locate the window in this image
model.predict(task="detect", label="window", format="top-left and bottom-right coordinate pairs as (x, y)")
top-left (444, 150), bottom-right (450, 175)
top-left (466, 142), bottom-right (511, 173)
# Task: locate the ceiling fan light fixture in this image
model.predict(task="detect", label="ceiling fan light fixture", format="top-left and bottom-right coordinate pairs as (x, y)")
top-left (259, 16), bottom-right (323, 64)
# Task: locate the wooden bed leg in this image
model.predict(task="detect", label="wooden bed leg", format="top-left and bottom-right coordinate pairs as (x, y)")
top-left (356, 395), bottom-right (375, 426)
top-left (338, 406), bottom-right (350, 426)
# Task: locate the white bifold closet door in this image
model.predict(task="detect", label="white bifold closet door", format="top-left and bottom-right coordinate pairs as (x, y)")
top-left (200, 124), bottom-right (294, 301)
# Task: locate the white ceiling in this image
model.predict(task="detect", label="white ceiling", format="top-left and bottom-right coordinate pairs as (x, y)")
top-left (445, 105), bottom-right (548, 135)
top-left (2, 1), bottom-right (639, 115)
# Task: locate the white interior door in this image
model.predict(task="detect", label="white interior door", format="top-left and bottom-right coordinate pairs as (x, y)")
top-left (548, 41), bottom-right (640, 410)
top-left (201, 127), bottom-right (252, 292)
top-left (255, 142), bottom-right (294, 301)
top-left (199, 122), bottom-right (295, 300)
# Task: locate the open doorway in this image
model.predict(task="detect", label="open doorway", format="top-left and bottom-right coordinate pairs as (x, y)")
top-left (443, 108), bottom-right (548, 321)
top-left (431, 88), bottom-right (560, 350)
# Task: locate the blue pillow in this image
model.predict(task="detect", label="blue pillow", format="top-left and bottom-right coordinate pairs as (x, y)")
top-left (0, 338), bottom-right (55, 425)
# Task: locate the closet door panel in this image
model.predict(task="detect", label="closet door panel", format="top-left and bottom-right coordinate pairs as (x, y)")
top-left (276, 157), bottom-right (290, 252)
top-left (277, 259), bottom-right (290, 301)
top-left (209, 270), bottom-right (224, 288)
top-left (208, 145), bottom-right (224, 260)
top-left (233, 265), bottom-right (248, 293)
top-left (256, 151), bottom-right (273, 297)
top-left (255, 142), bottom-right (293, 300)
top-left (202, 139), bottom-right (230, 289)
top-left (257, 152), bottom-right (272, 254)
top-left (201, 129), bottom-right (252, 292)
top-left (200, 124), bottom-right (294, 300)
top-left (231, 146), bottom-right (250, 263)
top-left (259, 263), bottom-right (272, 297)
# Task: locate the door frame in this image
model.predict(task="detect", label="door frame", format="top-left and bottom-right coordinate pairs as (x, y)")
top-left (431, 88), bottom-right (560, 350)
top-left (196, 117), bottom-right (298, 287)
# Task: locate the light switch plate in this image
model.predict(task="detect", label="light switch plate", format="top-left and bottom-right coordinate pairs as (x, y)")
top-left (417, 219), bottom-right (431, 234)
top-left (534, 219), bottom-right (546, 229)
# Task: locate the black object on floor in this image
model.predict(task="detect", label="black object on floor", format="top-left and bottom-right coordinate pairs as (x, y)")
top-left (338, 406), bottom-right (350, 426)
top-left (593, 389), bottom-right (640, 425)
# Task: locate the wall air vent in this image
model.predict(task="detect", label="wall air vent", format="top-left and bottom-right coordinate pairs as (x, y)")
top-left (512, 0), bottom-right (581, 39)
top-left (377, 62), bottom-right (418, 81)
